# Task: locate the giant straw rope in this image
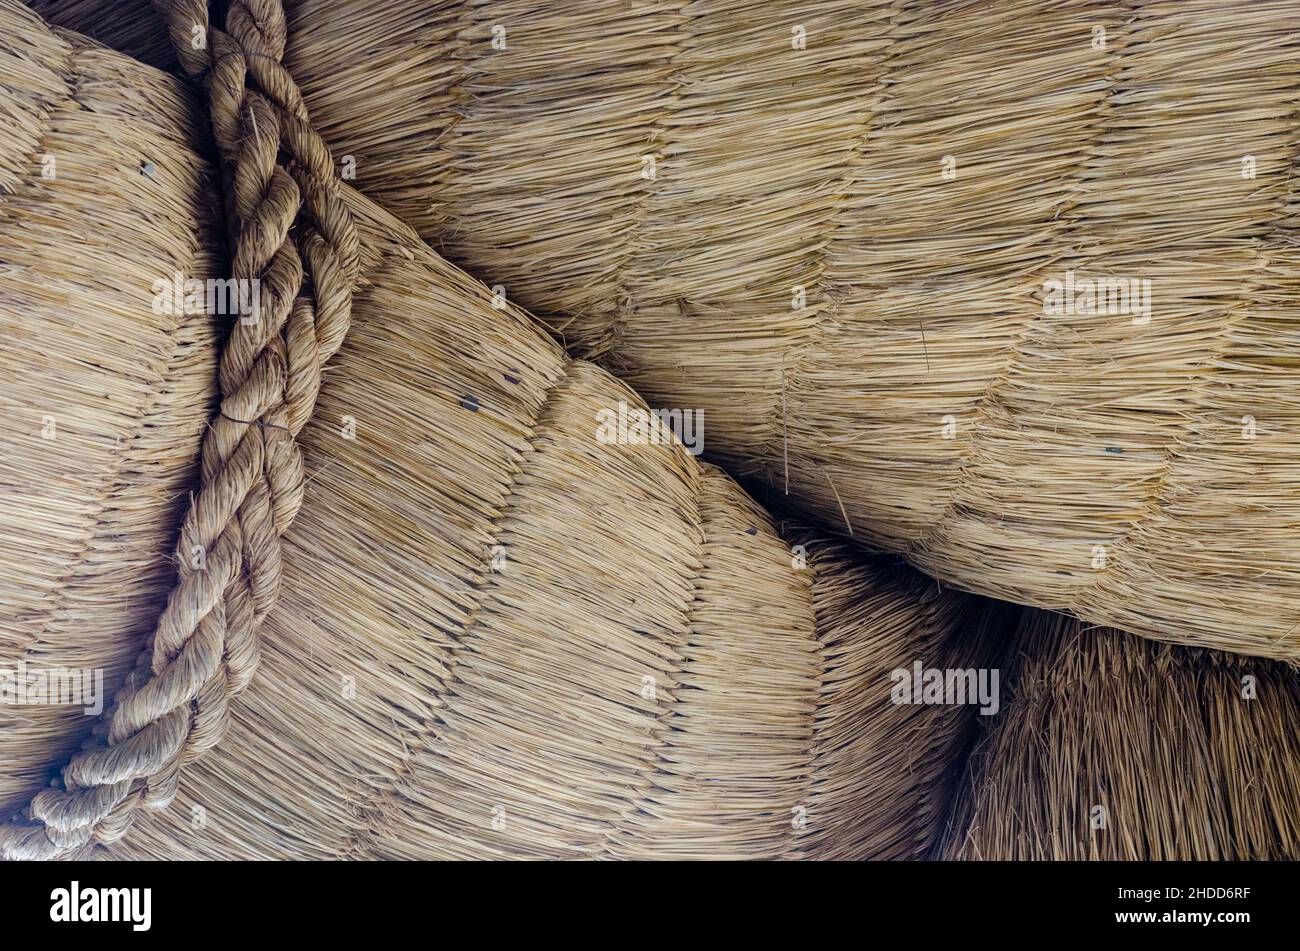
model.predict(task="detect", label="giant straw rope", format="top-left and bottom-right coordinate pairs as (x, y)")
top-left (1, 0), bottom-right (358, 859)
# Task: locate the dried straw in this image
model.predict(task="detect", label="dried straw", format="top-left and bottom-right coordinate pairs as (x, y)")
top-left (941, 609), bottom-right (1300, 860)
top-left (1, 4), bottom-right (1006, 859)
top-left (42, 0), bottom-right (1294, 659)
top-left (0, 0), bottom-right (222, 825)
top-left (2, 0), bottom-right (370, 859)
top-left (29, 0), bottom-right (176, 70)
top-left (99, 507), bottom-right (1006, 859)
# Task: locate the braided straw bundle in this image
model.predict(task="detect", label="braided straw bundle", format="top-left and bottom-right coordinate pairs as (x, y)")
top-left (941, 609), bottom-right (1300, 860)
top-left (100, 518), bottom-right (1006, 860)
top-left (42, 0), bottom-right (1300, 660)
top-left (1, 0), bottom-right (365, 857)
top-left (0, 5), bottom-right (222, 843)
top-left (1, 0), bottom-right (1007, 859)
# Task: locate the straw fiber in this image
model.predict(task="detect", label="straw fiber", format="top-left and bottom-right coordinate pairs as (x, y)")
top-left (99, 505), bottom-right (1003, 859)
top-left (942, 609), bottom-right (1300, 860)
top-left (4, 0), bottom-right (375, 858)
top-left (29, 0), bottom-right (176, 71)
top-left (0, 0), bottom-right (222, 834)
top-left (1, 3), bottom-right (1000, 859)
top-left (45, 0), bottom-right (1293, 661)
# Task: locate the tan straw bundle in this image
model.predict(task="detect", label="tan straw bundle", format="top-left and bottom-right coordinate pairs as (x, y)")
top-left (0, 6), bottom-right (222, 841)
top-left (38, 0), bottom-right (1297, 660)
top-left (942, 609), bottom-right (1300, 860)
top-left (0, 0), bottom-right (1004, 859)
top-left (100, 523), bottom-right (1006, 860)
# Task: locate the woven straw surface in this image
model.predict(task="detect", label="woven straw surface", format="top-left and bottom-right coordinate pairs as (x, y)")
top-left (29, 0), bottom-right (176, 69)
top-left (0, 2), bottom-right (222, 820)
top-left (41, 0), bottom-right (1296, 659)
top-left (942, 609), bottom-right (1300, 860)
top-left (101, 506), bottom-right (1002, 859)
top-left (0, 4), bottom-right (1002, 858)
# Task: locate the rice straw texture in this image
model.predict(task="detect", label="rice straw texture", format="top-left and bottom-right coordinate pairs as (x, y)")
top-left (942, 609), bottom-right (1300, 860)
top-left (29, 0), bottom-right (176, 70)
top-left (1, 5), bottom-right (1005, 858)
top-left (0, 1), bottom-right (222, 819)
top-left (36, 0), bottom-right (1299, 658)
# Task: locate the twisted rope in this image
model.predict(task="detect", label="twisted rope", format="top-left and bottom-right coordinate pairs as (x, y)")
top-left (1, 0), bottom-right (359, 859)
